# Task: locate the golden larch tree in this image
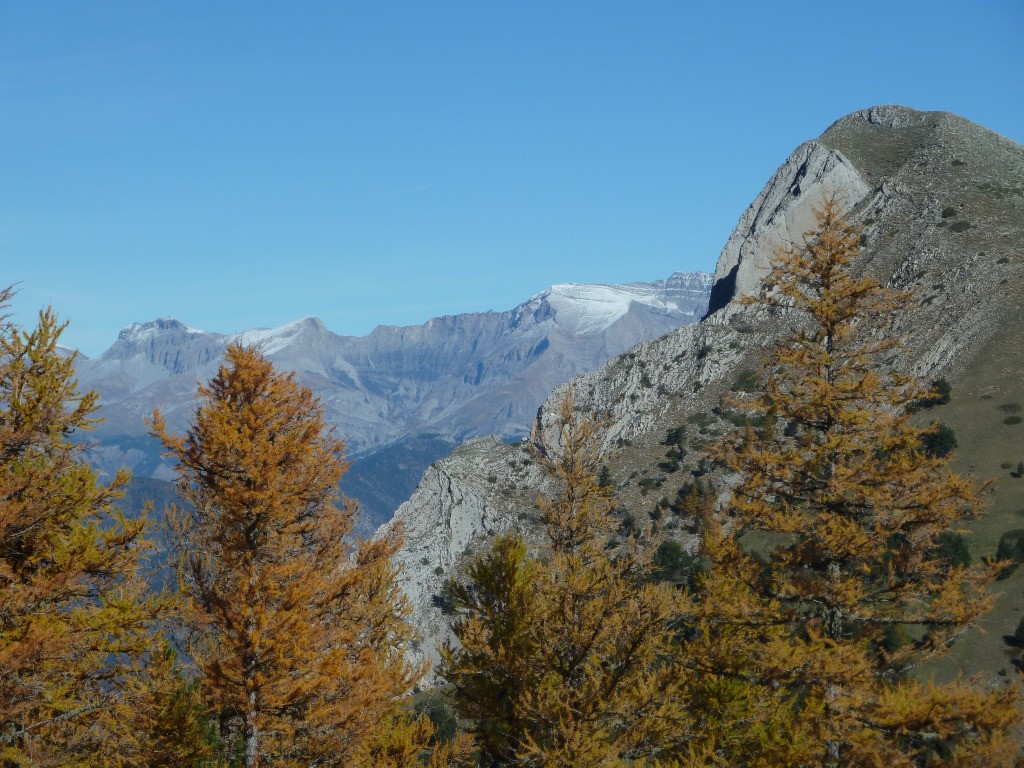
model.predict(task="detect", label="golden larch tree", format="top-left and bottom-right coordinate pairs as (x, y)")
top-left (153, 344), bottom-right (433, 768)
top-left (0, 289), bottom-right (161, 766)
top-left (681, 196), bottom-right (1022, 765)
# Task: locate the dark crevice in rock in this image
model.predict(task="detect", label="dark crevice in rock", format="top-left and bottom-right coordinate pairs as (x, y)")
top-left (704, 264), bottom-right (739, 319)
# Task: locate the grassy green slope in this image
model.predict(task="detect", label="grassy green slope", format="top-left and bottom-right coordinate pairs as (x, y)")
top-left (920, 307), bottom-right (1024, 680)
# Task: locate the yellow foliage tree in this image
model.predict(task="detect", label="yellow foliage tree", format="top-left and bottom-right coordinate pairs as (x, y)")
top-left (355, 711), bottom-right (473, 768)
top-left (0, 289), bottom-right (162, 766)
top-left (153, 344), bottom-right (434, 768)
top-left (681, 196), bottom-right (1022, 765)
top-left (442, 390), bottom-right (683, 767)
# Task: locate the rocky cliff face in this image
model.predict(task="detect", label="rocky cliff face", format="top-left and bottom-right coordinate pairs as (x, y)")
top-left (707, 141), bottom-right (871, 314)
top-left (387, 105), bottom-right (1024, 661)
top-left (76, 272), bottom-right (711, 527)
top-left (388, 437), bottom-right (547, 659)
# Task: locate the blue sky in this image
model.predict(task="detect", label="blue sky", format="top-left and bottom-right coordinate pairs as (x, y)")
top-left (3, 1), bottom-right (1021, 355)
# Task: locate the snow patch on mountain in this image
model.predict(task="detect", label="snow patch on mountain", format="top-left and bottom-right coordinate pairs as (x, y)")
top-left (541, 284), bottom-right (670, 333)
top-left (533, 272), bottom-right (714, 335)
top-left (229, 317), bottom-right (329, 356)
top-left (118, 317), bottom-right (210, 342)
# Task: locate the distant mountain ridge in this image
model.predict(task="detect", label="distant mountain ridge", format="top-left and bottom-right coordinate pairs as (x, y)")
top-left (75, 271), bottom-right (712, 530)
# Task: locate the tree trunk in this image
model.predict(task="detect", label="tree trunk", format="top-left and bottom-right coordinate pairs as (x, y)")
top-left (244, 688), bottom-right (259, 768)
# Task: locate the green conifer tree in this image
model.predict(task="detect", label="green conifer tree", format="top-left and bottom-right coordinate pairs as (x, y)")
top-left (442, 390), bottom-right (683, 767)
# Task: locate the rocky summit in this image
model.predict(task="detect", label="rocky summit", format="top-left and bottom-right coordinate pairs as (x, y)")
top-left (386, 105), bottom-right (1024, 669)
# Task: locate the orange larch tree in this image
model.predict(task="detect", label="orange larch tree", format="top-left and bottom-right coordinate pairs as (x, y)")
top-left (152, 344), bottom-right (438, 768)
top-left (681, 196), bottom-right (1022, 766)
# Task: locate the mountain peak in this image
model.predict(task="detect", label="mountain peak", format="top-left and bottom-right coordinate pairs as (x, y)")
top-left (387, 107), bottom-right (1024, 667)
top-left (287, 316), bottom-right (327, 332)
top-left (646, 271), bottom-right (715, 291)
top-left (229, 316), bottom-right (330, 354)
top-left (117, 317), bottom-right (206, 342)
top-left (831, 104), bottom-right (946, 130)
top-left (531, 274), bottom-right (711, 334)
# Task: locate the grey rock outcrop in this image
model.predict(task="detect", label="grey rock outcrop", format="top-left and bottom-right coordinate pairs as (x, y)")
top-left (386, 437), bottom-right (545, 661)
top-left (707, 142), bottom-right (871, 314)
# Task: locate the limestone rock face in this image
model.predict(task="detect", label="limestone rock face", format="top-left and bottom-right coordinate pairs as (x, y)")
top-left (708, 142), bottom-right (871, 314)
top-left (384, 437), bottom-right (544, 662)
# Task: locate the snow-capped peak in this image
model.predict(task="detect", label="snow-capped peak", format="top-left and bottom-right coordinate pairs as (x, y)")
top-left (531, 272), bottom-right (710, 334)
top-left (229, 317), bottom-right (327, 355)
top-left (117, 317), bottom-right (207, 342)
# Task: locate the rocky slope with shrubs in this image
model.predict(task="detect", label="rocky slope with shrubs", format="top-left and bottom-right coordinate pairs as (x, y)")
top-left (388, 105), bottom-right (1024, 668)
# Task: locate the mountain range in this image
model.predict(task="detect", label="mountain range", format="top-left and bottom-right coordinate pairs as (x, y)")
top-left (74, 272), bottom-right (712, 531)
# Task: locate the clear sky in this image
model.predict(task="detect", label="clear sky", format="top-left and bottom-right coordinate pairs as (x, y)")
top-left (3, 1), bottom-right (1022, 355)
